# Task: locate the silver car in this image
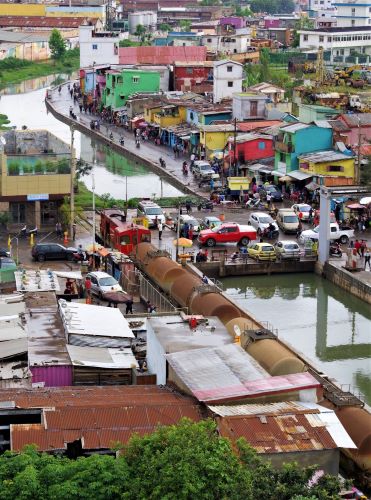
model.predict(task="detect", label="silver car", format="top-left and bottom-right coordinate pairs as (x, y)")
top-left (274, 240), bottom-right (301, 260)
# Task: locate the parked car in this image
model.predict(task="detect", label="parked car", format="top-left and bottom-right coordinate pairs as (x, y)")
top-left (198, 223), bottom-right (256, 247)
top-left (31, 243), bottom-right (77, 262)
top-left (248, 242), bottom-right (277, 261)
top-left (86, 271), bottom-right (123, 298)
top-left (262, 185), bottom-right (283, 202)
top-left (137, 200), bottom-right (165, 227)
top-left (276, 209), bottom-right (300, 234)
top-left (292, 203), bottom-right (312, 221)
top-left (201, 216), bottom-right (222, 229)
top-left (274, 240), bottom-right (301, 260)
top-left (174, 214), bottom-right (201, 237)
top-left (248, 212), bottom-right (278, 235)
top-left (299, 223), bottom-right (354, 245)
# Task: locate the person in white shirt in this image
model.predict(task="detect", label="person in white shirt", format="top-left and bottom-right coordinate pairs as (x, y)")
top-left (158, 221), bottom-right (163, 240)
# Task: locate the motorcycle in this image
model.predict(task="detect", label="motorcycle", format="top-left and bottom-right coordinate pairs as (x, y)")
top-left (246, 198), bottom-right (264, 210)
top-left (109, 132), bottom-right (114, 141)
top-left (262, 227), bottom-right (279, 239)
top-left (159, 157), bottom-right (166, 169)
top-left (72, 251), bottom-right (87, 262)
top-left (20, 225), bottom-right (38, 238)
top-left (136, 139), bottom-right (140, 149)
top-left (330, 244), bottom-right (342, 258)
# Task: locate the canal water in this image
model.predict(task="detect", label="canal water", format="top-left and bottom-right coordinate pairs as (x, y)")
top-left (222, 273), bottom-right (371, 406)
top-left (0, 84), bottom-right (181, 199)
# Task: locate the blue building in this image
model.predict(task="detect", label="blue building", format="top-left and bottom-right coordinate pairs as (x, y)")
top-left (274, 123), bottom-right (333, 175)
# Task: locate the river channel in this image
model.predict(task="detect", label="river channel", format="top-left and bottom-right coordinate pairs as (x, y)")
top-left (1, 77), bottom-right (370, 405)
top-left (222, 273), bottom-right (371, 406)
top-left (0, 82), bottom-right (181, 199)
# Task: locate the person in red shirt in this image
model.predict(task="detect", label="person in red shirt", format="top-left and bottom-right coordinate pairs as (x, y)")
top-left (354, 239), bottom-right (361, 256)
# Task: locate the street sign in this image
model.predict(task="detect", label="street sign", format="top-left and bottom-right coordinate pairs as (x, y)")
top-left (27, 194), bottom-right (49, 201)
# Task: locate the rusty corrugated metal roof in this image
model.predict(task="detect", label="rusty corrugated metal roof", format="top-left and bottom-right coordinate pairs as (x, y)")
top-left (119, 46), bottom-right (207, 65)
top-left (0, 16), bottom-right (98, 29)
top-left (218, 412), bottom-right (337, 453)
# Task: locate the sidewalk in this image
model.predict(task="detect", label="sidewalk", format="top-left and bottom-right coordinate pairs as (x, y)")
top-left (49, 85), bottom-right (209, 198)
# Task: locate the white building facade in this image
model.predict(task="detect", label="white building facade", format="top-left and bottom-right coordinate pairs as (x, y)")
top-left (201, 34), bottom-right (251, 55)
top-left (213, 60), bottom-right (243, 103)
top-left (299, 26), bottom-right (371, 63)
top-left (79, 25), bottom-right (126, 68)
top-left (334, 0), bottom-right (371, 27)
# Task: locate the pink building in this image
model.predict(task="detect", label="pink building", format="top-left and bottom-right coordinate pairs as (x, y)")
top-left (334, 114), bottom-right (371, 147)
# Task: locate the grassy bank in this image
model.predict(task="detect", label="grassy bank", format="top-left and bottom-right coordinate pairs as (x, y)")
top-left (75, 181), bottom-right (199, 210)
top-left (0, 50), bottom-right (80, 87)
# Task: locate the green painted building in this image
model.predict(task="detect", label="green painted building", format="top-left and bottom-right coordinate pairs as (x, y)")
top-left (103, 69), bottom-right (160, 109)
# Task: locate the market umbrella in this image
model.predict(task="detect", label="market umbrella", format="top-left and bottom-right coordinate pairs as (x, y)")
top-left (279, 175), bottom-right (292, 182)
top-left (102, 291), bottom-right (132, 304)
top-left (173, 237), bottom-right (193, 253)
top-left (360, 196), bottom-right (371, 205)
top-left (347, 203), bottom-right (365, 210)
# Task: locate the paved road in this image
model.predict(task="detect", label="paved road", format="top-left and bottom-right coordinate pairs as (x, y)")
top-left (49, 85), bottom-right (210, 198)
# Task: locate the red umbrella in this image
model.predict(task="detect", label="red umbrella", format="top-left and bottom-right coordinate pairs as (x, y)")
top-left (347, 203), bottom-right (364, 210)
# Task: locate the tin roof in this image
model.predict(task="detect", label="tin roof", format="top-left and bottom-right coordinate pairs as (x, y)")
top-left (7, 386), bottom-right (202, 451)
top-left (340, 113), bottom-right (371, 128)
top-left (298, 150), bottom-right (353, 163)
top-left (215, 402), bottom-right (356, 452)
top-left (0, 16), bottom-right (98, 29)
top-left (237, 120), bottom-right (282, 132)
top-left (66, 345), bottom-right (139, 369)
top-left (119, 46), bottom-right (207, 65)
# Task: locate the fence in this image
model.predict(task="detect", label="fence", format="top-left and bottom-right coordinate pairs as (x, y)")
top-left (138, 271), bottom-right (179, 313)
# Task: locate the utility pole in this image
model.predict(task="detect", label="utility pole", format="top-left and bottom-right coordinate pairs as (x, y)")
top-left (92, 173), bottom-right (96, 270)
top-left (233, 117), bottom-right (237, 176)
top-left (175, 203), bottom-right (181, 263)
top-left (357, 116), bottom-right (362, 185)
top-left (125, 175), bottom-right (128, 220)
top-left (70, 125), bottom-right (75, 240)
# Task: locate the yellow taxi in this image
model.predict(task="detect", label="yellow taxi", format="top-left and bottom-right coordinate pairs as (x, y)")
top-left (248, 242), bottom-right (277, 261)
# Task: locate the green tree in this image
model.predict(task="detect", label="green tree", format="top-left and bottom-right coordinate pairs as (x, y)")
top-left (293, 17), bottom-right (315, 47)
top-left (179, 20), bottom-right (192, 32)
top-left (250, 0), bottom-right (294, 14)
top-left (49, 29), bottom-right (66, 60)
top-left (259, 48), bottom-right (271, 81)
top-left (159, 23), bottom-right (171, 32)
top-left (134, 24), bottom-right (146, 42)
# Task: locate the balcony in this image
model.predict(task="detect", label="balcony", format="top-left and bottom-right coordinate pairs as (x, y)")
top-left (275, 141), bottom-right (294, 153)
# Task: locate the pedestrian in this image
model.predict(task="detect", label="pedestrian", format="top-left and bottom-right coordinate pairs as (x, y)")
top-left (354, 239), bottom-right (362, 256)
top-left (266, 191), bottom-right (272, 208)
top-left (125, 299), bottom-right (133, 314)
top-left (158, 221), bottom-right (163, 240)
top-left (358, 217), bottom-right (364, 233)
top-left (69, 88), bottom-right (73, 98)
top-left (173, 144), bottom-right (177, 159)
top-left (58, 85), bottom-right (61, 94)
top-left (72, 222), bottom-right (76, 240)
top-left (309, 207), bottom-right (313, 225)
top-left (360, 240), bottom-right (366, 257)
top-left (188, 225), bottom-right (193, 240)
top-left (56, 221), bottom-right (62, 239)
top-left (201, 274), bottom-right (208, 284)
top-left (364, 247), bottom-right (371, 270)
top-left (185, 200), bottom-right (191, 214)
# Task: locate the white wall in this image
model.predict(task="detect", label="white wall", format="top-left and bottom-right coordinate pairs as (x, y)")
top-left (202, 35), bottom-right (251, 54)
top-left (213, 61), bottom-right (243, 103)
top-left (146, 321), bottom-right (166, 385)
top-left (335, 0), bottom-right (371, 27)
top-left (79, 25), bottom-right (123, 67)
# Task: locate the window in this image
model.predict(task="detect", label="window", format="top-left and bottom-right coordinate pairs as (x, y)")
top-left (328, 36), bottom-right (332, 42)
top-left (92, 44), bottom-right (98, 50)
top-left (258, 141), bottom-right (266, 150)
top-left (207, 38), bottom-right (212, 42)
top-left (120, 235), bottom-right (131, 244)
top-left (227, 65), bottom-right (233, 72)
top-left (319, 35), bottom-right (324, 42)
top-left (303, 34), bottom-right (308, 41)
top-left (279, 152), bottom-right (285, 162)
top-left (351, 7), bottom-right (355, 15)
top-left (10, 203), bottom-right (26, 223)
top-left (132, 76), bottom-right (140, 83)
top-left (227, 81), bottom-right (233, 87)
top-left (186, 67), bottom-right (193, 74)
top-left (227, 226), bottom-right (237, 233)
top-left (327, 165), bottom-right (344, 172)
top-left (351, 20), bottom-right (355, 26)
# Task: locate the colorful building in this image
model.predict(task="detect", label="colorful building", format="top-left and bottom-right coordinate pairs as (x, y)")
top-left (186, 106), bottom-right (232, 127)
top-left (199, 124), bottom-right (236, 157)
top-left (172, 61), bottom-right (213, 92)
top-left (0, 130), bottom-right (71, 229)
top-left (145, 104), bottom-right (187, 128)
top-left (298, 104), bottom-right (340, 124)
top-left (228, 133), bottom-right (274, 164)
top-left (298, 150), bottom-right (355, 185)
top-left (274, 123), bottom-right (333, 175)
top-left (103, 69), bottom-right (160, 109)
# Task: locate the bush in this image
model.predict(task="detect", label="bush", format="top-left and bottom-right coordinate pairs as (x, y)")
top-left (8, 161), bottom-right (20, 176)
top-left (0, 57), bottom-right (31, 70)
top-left (34, 161), bottom-right (44, 175)
top-left (57, 159), bottom-right (70, 174)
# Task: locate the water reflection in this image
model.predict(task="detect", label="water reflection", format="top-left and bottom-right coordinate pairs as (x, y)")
top-left (222, 273), bottom-right (371, 405)
top-left (0, 72), bottom-right (77, 95)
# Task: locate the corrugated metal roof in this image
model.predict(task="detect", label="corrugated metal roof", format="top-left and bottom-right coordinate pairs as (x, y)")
top-left (0, 16), bottom-right (97, 29)
top-left (298, 150), bottom-right (353, 163)
top-left (119, 46), bottom-right (207, 65)
top-left (0, 338), bottom-right (27, 360)
top-left (280, 122), bottom-right (310, 133)
top-left (238, 120), bottom-right (282, 132)
top-left (208, 401), bottom-right (320, 417)
top-left (66, 345), bottom-right (139, 369)
top-left (218, 413), bottom-right (338, 453)
top-left (0, 29), bottom-right (50, 43)
top-left (340, 113), bottom-right (371, 127)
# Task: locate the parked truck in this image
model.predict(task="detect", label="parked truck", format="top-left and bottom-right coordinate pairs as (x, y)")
top-left (198, 223), bottom-right (257, 247)
top-left (299, 222), bottom-right (354, 245)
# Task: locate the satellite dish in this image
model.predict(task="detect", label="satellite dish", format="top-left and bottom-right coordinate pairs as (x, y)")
top-left (0, 136), bottom-right (6, 145)
top-left (234, 324), bottom-right (241, 337)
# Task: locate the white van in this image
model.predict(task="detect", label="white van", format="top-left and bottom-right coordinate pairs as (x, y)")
top-left (137, 200), bottom-right (165, 227)
top-left (276, 209), bottom-right (299, 234)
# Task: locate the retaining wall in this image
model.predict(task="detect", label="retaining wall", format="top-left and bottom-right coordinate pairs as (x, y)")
top-left (323, 262), bottom-right (371, 305)
top-left (195, 259), bottom-right (316, 278)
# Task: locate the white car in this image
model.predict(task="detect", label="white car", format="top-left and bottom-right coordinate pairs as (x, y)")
top-left (274, 240), bottom-right (301, 260)
top-left (299, 223), bottom-right (354, 245)
top-left (248, 212), bottom-right (278, 235)
top-left (86, 272), bottom-right (123, 298)
top-left (292, 203), bottom-right (312, 221)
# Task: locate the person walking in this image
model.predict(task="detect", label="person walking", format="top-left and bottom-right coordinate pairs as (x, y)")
top-left (56, 221), bottom-right (62, 239)
top-left (266, 191), bottom-right (272, 208)
top-left (72, 222), bottom-right (77, 240)
top-left (354, 239), bottom-right (362, 257)
top-left (158, 221), bottom-right (163, 240)
top-left (125, 298), bottom-right (133, 314)
top-left (364, 247), bottom-right (371, 270)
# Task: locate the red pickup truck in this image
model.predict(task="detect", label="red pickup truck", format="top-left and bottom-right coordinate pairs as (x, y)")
top-left (198, 223), bottom-right (257, 247)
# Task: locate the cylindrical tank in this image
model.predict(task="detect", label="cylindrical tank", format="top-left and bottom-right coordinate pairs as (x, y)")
top-left (133, 242), bottom-right (154, 267)
top-left (335, 407), bottom-right (371, 471)
top-left (225, 317), bottom-right (258, 338)
top-left (246, 339), bottom-right (305, 376)
top-left (128, 12), bottom-right (145, 34)
top-left (189, 293), bottom-right (241, 325)
top-left (147, 257), bottom-right (179, 284)
top-left (170, 274), bottom-right (200, 307)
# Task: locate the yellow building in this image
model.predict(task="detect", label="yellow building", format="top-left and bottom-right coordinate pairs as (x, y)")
top-left (0, 3), bottom-right (105, 19)
top-left (0, 4), bottom-right (45, 16)
top-left (299, 150), bottom-right (355, 186)
top-left (199, 124), bottom-right (235, 157)
top-left (151, 105), bottom-right (187, 128)
top-left (0, 130), bottom-right (71, 229)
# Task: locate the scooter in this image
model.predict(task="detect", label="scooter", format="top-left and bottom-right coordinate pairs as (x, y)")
top-left (262, 227), bottom-right (279, 239)
top-left (72, 251), bottom-right (87, 262)
top-left (20, 226), bottom-right (38, 238)
top-left (330, 245), bottom-right (342, 257)
top-left (109, 132), bottom-right (114, 141)
top-left (246, 198), bottom-right (264, 210)
top-left (136, 139), bottom-right (140, 149)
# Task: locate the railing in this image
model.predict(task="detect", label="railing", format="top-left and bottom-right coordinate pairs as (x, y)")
top-left (138, 270), bottom-right (179, 313)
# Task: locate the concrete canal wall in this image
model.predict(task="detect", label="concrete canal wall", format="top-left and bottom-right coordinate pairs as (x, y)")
top-left (323, 262), bottom-right (371, 306)
top-left (45, 98), bottom-right (207, 201)
top-left (195, 259), bottom-right (316, 278)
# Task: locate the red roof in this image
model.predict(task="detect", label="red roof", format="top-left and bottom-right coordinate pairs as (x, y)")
top-left (237, 120), bottom-right (283, 132)
top-left (360, 144), bottom-right (371, 156)
top-left (119, 46), bottom-right (207, 65)
top-left (0, 16), bottom-right (97, 29)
